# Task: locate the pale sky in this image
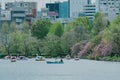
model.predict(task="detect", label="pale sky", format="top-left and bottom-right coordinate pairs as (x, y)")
top-left (0, 0), bottom-right (95, 11)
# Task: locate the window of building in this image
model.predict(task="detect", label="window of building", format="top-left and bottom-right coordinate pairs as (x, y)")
top-left (104, 3), bottom-right (107, 5)
top-left (116, 13), bottom-right (119, 15)
top-left (24, 3), bottom-right (28, 7)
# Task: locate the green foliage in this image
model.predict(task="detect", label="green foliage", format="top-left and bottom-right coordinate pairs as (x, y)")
top-left (44, 35), bottom-right (63, 57)
top-left (75, 17), bottom-right (91, 31)
top-left (48, 22), bottom-right (64, 37)
top-left (31, 19), bottom-right (51, 39)
top-left (65, 17), bottom-right (91, 33)
top-left (22, 37), bottom-right (39, 56)
top-left (111, 14), bottom-right (120, 25)
top-left (0, 22), bottom-right (11, 55)
top-left (10, 21), bottom-right (18, 33)
top-left (61, 32), bottom-right (75, 55)
top-left (0, 44), bottom-right (5, 53)
top-left (101, 15), bottom-right (120, 56)
top-left (90, 34), bottom-right (102, 48)
top-left (87, 54), bottom-right (100, 60)
top-left (0, 22), bottom-right (10, 34)
top-left (0, 14), bottom-right (120, 61)
top-left (10, 31), bottom-right (27, 55)
top-left (102, 55), bottom-right (120, 62)
top-left (92, 12), bottom-right (108, 35)
top-left (22, 21), bottom-right (30, 33)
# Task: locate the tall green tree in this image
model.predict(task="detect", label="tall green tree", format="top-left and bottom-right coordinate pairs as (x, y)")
top-left (61, 25), bottom-right (90, 55)
top-left (102, 15), bottom-right (120, 56)
top-left (9, 31), bottom-right (25, 55)
top-left (31, 19), bottom-right (51, 39)
top-left (92, 12), bottom-right (108, 35)
top-left (22, 36), bottom-right (38, 56)
top-left (44, 35), bottom-right (62, 57)
top-left (10, 21), bottom-right (18, 33)
top-left (48, 22), bottom-right (64, 37)
top-left (0, 22), bottom-right (10, 55)
top-left (65, 17), bottom-right (90, 33)
top-left (22, 21), bottom-right (30, 33)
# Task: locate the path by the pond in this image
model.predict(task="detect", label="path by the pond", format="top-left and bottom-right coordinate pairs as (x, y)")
top-left (0, 59), bottom-right (120, 80)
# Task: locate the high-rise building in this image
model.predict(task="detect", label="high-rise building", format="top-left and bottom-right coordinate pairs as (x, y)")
top-left (5, 1), bottom-right (37, 24)
top-left (0, 3), bottom-right (1, 11)
top-left (5, 1), bottom-right (37, 17)
top-left (41, 8), bottom-right (49, 19)
top-left (46, 2), bottom-right (59, 18)
top-left (83, 4), bottom-right (96, 20)
top-left (96, 0), bottom-right (120, 21)
top-left (0, 10), bottom-right (11, 21)
top-left (68, 0), bottom-right (88, 18)
top-left (0, 3), bottom-right (1, 26)
top-left (0, 3), bottom-right (1, 16)
top-left (88, 0), bottom-right (92, 4)
top-left (59, 1), bottom-right (69, 18)
top-left (46, 1), bottom-right (69, 19)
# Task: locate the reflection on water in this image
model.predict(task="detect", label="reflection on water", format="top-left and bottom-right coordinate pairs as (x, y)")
top-left (0, 59), bottom-right (120, 80)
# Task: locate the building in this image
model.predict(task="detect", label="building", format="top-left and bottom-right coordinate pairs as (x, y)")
top-left (41, 8), bottom-right (48, 17)
top-left (41, 8), bottom-right (49, 19)
top-left (5, 1), bottom-right (37, 24)
top-left (37, 11), bottom-right (41, 18)
top-left (69, 0), bottom-right (89, 18)
top-left (0, 10), bottom-right (11, 21)
top-left (59, 1), bottom-right (69, 18)
top-left (46, 2), bottom-right (60, 19)
top-left (83, 4), bottom-right (96, 20)
top-left (46, 1), bottom-right (69, 19)
top-left (11, 9), bottom-right (25, 24)
top-left (0, 3), bottom-right (2, 26)
top-left (96, 0), bottom-right (120, 21)
top-left (0, 3), bottom-right (1, 13)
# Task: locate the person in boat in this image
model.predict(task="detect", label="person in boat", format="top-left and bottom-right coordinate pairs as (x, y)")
top-left (60, 58), bottom-right (63, 62)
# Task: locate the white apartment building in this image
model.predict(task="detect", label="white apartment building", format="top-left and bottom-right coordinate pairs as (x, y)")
top-left (83, 4), bottom-right (96, 20)
top-left (96, 0), bottom-right (120, 21)
top-left (69, 0), bottom-right (88, 18)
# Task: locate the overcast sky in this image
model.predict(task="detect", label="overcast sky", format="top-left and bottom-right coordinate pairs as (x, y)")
top-left (0, 0), bottom-right (95, 11)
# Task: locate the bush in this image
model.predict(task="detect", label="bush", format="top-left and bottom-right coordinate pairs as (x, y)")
top-left (0, 53), bottom-right (7, 58)
top-left (102, 56), bottom-right (112, 61)
top-left (102, 56), bottom-right (120, 62)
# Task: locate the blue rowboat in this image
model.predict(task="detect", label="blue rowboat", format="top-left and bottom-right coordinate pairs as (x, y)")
top-left (46, 61), bottom-right (64, 64)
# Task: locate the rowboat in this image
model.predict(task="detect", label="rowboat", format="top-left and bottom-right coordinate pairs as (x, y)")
top-left (35, 56), bottom-right (45, 61)
top-left (66, 55), bottom-right (71, 60)
top-left (11, 56), bottom-right (16, 62)
top-left (74, 56), bottom-right (79, 60)
top-left (46, 61), bottom-right (64, 64)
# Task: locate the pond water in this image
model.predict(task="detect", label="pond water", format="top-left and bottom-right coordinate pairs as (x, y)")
top-left (0, 59), bottom-right (120, 80)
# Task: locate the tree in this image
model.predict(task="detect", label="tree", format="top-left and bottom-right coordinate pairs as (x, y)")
top-left (0, 22), bottom-right (11, 55)
top-left (61, 25), bottom-right (90, 56)
top-left (48, 22), bottom-right (64, 37)
top-left (65, 17), bottom-right (91, 33)
top-left (22, 36), bottom-right (38, 57)
top-left (89, 15), bottom-right (120, 59)
top-left (43, 35), bottom-right (62, 57)
top-left (71, 43), bottom-right (81, 57)
top-left (9, 31), bottom-right (25, 55)
top-left (31, 19), bottom-right (51, 39)
top-left (92, 12), bottom-right (108, 35)
top-left (61, 32), bottom-right (76, 55)
top-left (22, 21), bottom-right (30, 33)
top-left (10, 21), bottom-right (18, 33)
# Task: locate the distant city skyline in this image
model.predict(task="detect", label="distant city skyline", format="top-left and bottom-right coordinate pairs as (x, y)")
top-left (0, 0), bottom-right (67, 11)
top-left (0, 0), bottom-right (95, 11)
